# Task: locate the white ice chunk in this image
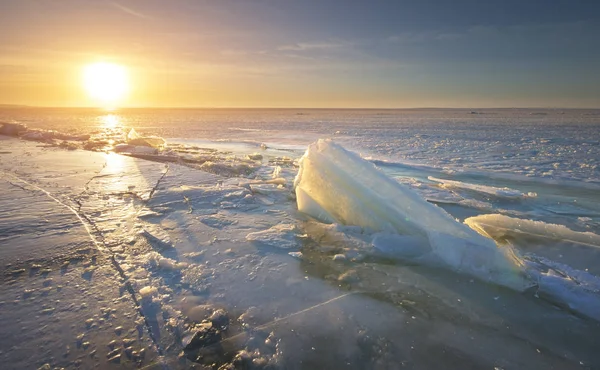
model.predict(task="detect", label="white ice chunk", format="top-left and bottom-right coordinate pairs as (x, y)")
top-left (246, 223), bottom-right (302, 249)
top-left (139, 286), bottom-right (158, 298)
top-left (249, 183), bottom-right (283, 196)
top-left (144, 251), bottom-right (187, 270)
top-left (139, 225), bottom-right (173, 250)
top-left (127, 128), bottom-right (166, 148)
top-left (524, 257), bottom-right (600, 321)
top-left (272, 166), bottom-right (282, 179)
top-left (131, 146), bottom-right (158, 155)
top-left (247, 153), bottom-right (263, 160)
top-left (428, 176), bottom-right (535, 199)
top-left (0, 122), bottom-right (27, 136)
top-left (465, 214), bottom-right (600, 248)
top-left (537, 273), bottom-right (600, 321)
top-left (294, 139), bottom-right (532, 290)
top-left (114, 143), bottom-right (134, 152)
top-left (20, 129), bottom-right (90, 142)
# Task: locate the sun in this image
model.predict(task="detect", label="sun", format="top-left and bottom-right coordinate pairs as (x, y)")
top-left (83, 62), bottom-right (129, 107)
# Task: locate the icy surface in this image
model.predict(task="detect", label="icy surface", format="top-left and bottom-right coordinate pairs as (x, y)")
top-left (2, 108), bottom-right (600, 369)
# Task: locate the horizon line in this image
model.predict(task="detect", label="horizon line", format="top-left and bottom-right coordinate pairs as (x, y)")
top-left (0, 105), bottom-right (598, 110)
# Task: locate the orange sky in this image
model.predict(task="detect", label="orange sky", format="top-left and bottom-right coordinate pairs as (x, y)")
top-left (1, 0), bottom-right (599, 108)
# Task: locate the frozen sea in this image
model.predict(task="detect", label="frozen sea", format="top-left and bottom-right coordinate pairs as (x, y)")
top-left (1, 107), bottom-right (600, 369)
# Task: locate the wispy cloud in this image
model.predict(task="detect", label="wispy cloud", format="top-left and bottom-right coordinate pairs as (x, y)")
top-left (277, 40), bottom-right (353, 52)
top-left (110, 1), bottom-right (152, 20)
top-left (385, 31), bottom-right (457, 44)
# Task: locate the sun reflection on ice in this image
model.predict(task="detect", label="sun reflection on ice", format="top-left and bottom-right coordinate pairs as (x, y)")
top-left (98, 114), bottom-right (124, 146)
top-left (104, 151), bottom-right (127, 174)
top-left (102, 152), bottom-right (151, 197)
top-left (101, 114), bottom-right (121, 128)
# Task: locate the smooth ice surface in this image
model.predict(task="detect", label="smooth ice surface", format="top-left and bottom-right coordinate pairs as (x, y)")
top-left (294, 139), bottom-right (532, 290)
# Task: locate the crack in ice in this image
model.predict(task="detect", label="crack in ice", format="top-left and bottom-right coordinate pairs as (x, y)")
top-left (1, 170), bottom-right (170, 368)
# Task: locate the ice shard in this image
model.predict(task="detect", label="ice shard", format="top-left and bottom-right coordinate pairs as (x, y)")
top-left (294, 139), bottom-right (533, 290)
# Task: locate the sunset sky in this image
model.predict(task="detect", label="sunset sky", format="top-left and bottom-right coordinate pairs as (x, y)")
top-left (1, 0), bottom-right (599, 108)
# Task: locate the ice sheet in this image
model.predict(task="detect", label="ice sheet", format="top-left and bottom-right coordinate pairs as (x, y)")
top-left (3, 108), bottom-right (600, 368)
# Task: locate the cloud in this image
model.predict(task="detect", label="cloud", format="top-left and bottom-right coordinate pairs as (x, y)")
top-left (277, 40), bottom-right (352, 51)
top-left (385, 31), bottom-right (462, 44)
top-left (110, 1), bottom-right (152, 20)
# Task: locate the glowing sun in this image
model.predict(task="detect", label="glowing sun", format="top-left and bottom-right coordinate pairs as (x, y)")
top-left (83, 62), bottom-right (129, 106)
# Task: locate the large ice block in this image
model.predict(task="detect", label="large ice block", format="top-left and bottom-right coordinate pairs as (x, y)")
top-left (294, 139), bottom-right (533, 290)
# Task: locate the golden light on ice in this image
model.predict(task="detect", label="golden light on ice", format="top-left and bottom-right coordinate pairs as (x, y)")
top-left (83, 62), bottom-right (129, 106)
top-left (101, 114), bottom-right (120, 128)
